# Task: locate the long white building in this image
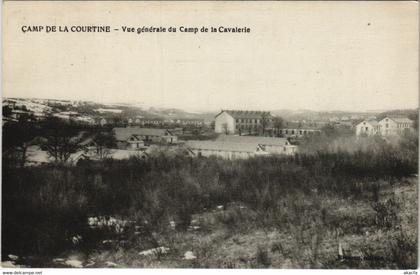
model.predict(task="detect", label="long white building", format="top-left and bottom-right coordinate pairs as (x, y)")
top-left (185, 135), bottom-right (297, 159)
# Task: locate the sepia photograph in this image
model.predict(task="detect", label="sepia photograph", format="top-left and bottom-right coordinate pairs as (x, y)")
top-left (1, 1), bottom-right (419, 271)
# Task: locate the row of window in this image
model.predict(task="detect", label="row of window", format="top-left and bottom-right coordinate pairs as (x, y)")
top-left (128, 120), bottom-right (203, 125)
top-left (383, 123), bottom-right (411, 129)
top-left (398, 123), bottom-right (411, 128)
top-left (236, 118), bottom-right (264, 123)
top-left (196, 149), bottom-right (252, 156)
top-left (236, 125), bottom-right (258, 130)
top-left (278, 129), bottom-right (315, 135)
top-left (361, 127), bottom-right (410, 133)
top-left (363, 123), bottom-right (412, 129)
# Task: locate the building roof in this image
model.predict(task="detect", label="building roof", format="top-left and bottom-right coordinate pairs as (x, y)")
top-left (11, 110), bottom-right (31, 114)
top-left (215, 110), bottom-right (272, 119)
top-left (358, 120), bottom-right (379, 127)
top-left (26, 146), bottom-right (149, 165)
top-left (216, 135), bottom-right (289, 146)
top-left (387, 117), bottom-right (413, 124)
top-left (79, 137), bottom-right (96, 146)
top-left (59, 111), bottom-right (79, 115)
top-left (185, 140), bottom-right (264, 153)
top-left (113, 127), bottom-right (173, 141)
top-left (26, 146), bottom-right (50, 164)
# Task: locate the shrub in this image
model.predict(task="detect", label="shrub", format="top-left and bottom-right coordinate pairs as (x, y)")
top-left (389, 231), bottom-right (417, 269)
top-left (255, 245), bottom-right (271, 267)
top-left (2, 139), bottom-right (417, 265)
top-left (214, 206), bottom-right (257, 233)
top-left (371, 197), bottom-right (400, 229)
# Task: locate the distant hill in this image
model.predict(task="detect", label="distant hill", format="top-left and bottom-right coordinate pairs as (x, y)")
top-left (145, 107), bottom-right (215, 121)
top-left (376, 109), bottom-right (418, 120)
top-left (271, 109), bottom-right (376, 122)
top-left (3, 97), bottom-right (217, 122)
top-left (4, 97), bottom-right (416, 124)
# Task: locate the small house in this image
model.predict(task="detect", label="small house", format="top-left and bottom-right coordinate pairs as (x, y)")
top-left (355, 120), bottom-right (380, 136)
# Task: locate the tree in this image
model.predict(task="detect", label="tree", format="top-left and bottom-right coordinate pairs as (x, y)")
top-left (18, 112), bottom-right (36, 123)
top-left (409, 112), bottom-right (419, 130)
top-left (93, 131), bottom-right (116, 159)
top-left (298, 121), bottom-right (303, 128)
top-left (2, 106), bottom-right (12, 117)
top-left (41, 118), bottom-right (81, 163)
top-left (111, 116), bottom-right (123, 127)
top-left (260, 113), bottom-right (271, 136)
top-left (2, 121), bottom-right (38, 167)
top-left (273, 117), bottom-right (285, 137)
top-left (321, 124), bottom-right (338, 138)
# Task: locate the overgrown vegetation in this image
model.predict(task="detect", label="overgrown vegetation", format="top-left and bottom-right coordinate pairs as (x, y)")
top-left (2, 131), bottom-right (418, 268)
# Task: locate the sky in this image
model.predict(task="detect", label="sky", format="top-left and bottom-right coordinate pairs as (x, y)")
top-left (3, 1), bottom-right (419, 112)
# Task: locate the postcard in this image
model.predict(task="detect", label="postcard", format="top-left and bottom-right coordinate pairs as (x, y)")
top-left (1, 1), bottom-right (418, 272)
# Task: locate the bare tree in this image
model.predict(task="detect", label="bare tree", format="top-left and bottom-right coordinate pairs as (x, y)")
top-left (41, 118), bottom-right (81, 163)
top-left (44, 136), bottom-right (81, 163)
top-left (93, 131), bottom-right (116, 159)
top-left (2, 105), bottom-right (12, 117)
top-left (298, 121), bottom-right (303, 128)
top-left (273, 117), bottom-right (285, 137)
top-left (3, 121), bottom-right (37, 167)
top-left (260, 113), bottom-right (271, 136)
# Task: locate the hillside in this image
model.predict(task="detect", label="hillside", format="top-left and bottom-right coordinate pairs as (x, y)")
top-left (3, 97), bottom-right (216, 122)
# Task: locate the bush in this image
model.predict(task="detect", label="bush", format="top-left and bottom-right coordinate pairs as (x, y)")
top-left (255, 245), bottom-right (271, 267)
top-left (371, 197), bottom-right (400, 229)
top-left (2, 167), bottom-right (91, 258)
top-left (2, 141), bottom-right (417, 265)
top-left (389, 231), bottom-right (418, 269)
top-left (214, 206), bottom-right (258, 233)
